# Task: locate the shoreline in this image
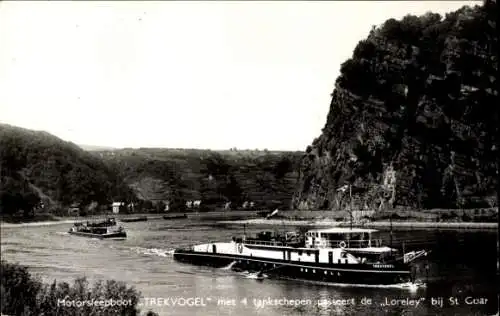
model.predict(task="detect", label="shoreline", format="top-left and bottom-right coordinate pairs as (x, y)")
top-left (362, 221), bottom-right (498, 229)
top-left (0, 213), bottom-right (159, 228)
top-left (0, 211), bottom-right (259, 228)
top-left (217, 218), bottom-right (498, 230)
top-left (1, 209), bottom-right (497, 230)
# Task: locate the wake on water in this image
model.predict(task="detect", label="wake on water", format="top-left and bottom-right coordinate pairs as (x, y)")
top-left (220, 261), bottom-right (238, 270)
top-left (278, 276), bottom-right (427, 290)
top-left (131, 247), bottom-right (175, 257)
top-left (218, 261), bottom-right (269, 280)
top-left (240, 272), bottom-right (424, 287)
top-left (245, 272), bottom-right (268, 280)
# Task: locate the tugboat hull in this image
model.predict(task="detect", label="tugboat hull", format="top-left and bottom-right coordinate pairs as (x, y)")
top-left (173, 249), bottom-right (411, 285)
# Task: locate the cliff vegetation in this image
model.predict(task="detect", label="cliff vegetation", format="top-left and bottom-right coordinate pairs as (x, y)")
top-left (0, 124), bottom-right (302, 216)
top-left (0, 124), bottom-right (136, 217)
top-left (293, 1), bottom-right (498, 211)
top-left (96, 148), bottom-right (302, 211)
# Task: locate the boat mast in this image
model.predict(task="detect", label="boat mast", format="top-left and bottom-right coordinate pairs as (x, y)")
top-left (390, 209), bottom-right (393, 251)
top-left (349, 184), bottom-right (353, 230)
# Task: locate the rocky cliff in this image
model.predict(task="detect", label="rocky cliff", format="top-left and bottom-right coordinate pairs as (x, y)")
top-left (292, 1), bottom-right (498, 211)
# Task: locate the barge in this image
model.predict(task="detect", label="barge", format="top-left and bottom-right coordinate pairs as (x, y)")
top-left (163, 214), bottom-right (188, 220)
top-left (121, 216), bottom-right (148, 222)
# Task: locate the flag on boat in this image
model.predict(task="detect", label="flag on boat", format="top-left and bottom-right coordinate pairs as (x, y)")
top-left (404, 250), bottom-right (428, 263)
top-left (337, 185), bottom-right (349, 193)
top-left (266, 209), bottom-right (279, 219)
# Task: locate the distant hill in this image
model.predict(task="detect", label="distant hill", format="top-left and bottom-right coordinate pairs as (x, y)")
top-left (0, 123), bottom-right (303, 215)
top-left (293, 1), bottom-right (498, 211)
top-left (0, 124), bottom-right (135, 215)
top-left (77, 144), bottom-right (118, 151)
top-left (94, 148), bottom-right (303, 210)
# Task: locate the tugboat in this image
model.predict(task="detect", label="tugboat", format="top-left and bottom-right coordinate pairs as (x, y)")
top-left (68, 217), bottom-right (127, 239)
top-left (173, 227), bottom-right (428, 285)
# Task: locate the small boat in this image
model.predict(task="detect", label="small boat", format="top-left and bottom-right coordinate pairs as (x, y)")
top-left (163, 214), bottom-right (188, 220)
top-left (121, 216), bottom-right (148, 222)
top-left (173, 227), bottom-right (429, 285)
top-left (68, 218), bottom-right (127, 239)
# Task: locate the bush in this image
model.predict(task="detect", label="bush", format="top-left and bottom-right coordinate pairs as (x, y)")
top-left (472, 214), bottom-right (498, 223)
top-left (461, 213), bottom-right (472, 222)
top-left (0, 261), bottom-right (158, 316)
top-left (0, 261), bottom-right (42, 315)
top-left (440, 211), bottom-right (458, 221)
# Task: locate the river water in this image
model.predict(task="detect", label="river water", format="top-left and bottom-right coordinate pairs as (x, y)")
top-left (1, 218), bottom-right (498, 315)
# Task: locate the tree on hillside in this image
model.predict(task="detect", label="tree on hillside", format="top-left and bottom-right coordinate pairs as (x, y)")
top-left (0, 175), bottom-right (40, 216)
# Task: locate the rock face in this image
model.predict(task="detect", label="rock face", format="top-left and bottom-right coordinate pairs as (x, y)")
top-left (293, 1), bottom-right (498, 211)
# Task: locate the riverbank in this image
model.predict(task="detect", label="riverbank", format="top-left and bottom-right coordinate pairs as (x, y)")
top-left (0, 212), bottom-right (169, 224)
top-left (0, 213), bottom-right (60, 224)
top-left (218, 218), bottom-right (498, 230)
top-left (2, 208), bottom-right (496, 229)
top-left (0, 210), bottom-right (261, 227)
top-left (364, 221), bottom-right (498, 229)
top-left (0, 213), bottom-right (161, 228)
top-left (218, 218), bottom-right (340, 226)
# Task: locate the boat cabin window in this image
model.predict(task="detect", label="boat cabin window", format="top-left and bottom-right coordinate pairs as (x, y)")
top-left (321, 233), bottom-right (369, 240)
top-left (349, 234), bottom-right (365, 240)
top-left (323, 233), bottom-right (343, 241)
top-left (314, 232), bottom-right (371, 248)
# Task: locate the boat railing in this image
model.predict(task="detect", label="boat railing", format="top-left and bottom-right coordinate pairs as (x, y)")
top-left (243, 239), bottom-right (285, 247)
top-left (321, 239), bottom-right (382, 248)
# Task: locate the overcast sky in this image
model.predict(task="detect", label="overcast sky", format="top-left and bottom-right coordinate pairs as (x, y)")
top-left (0, 1), bottom-right (480, 150)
